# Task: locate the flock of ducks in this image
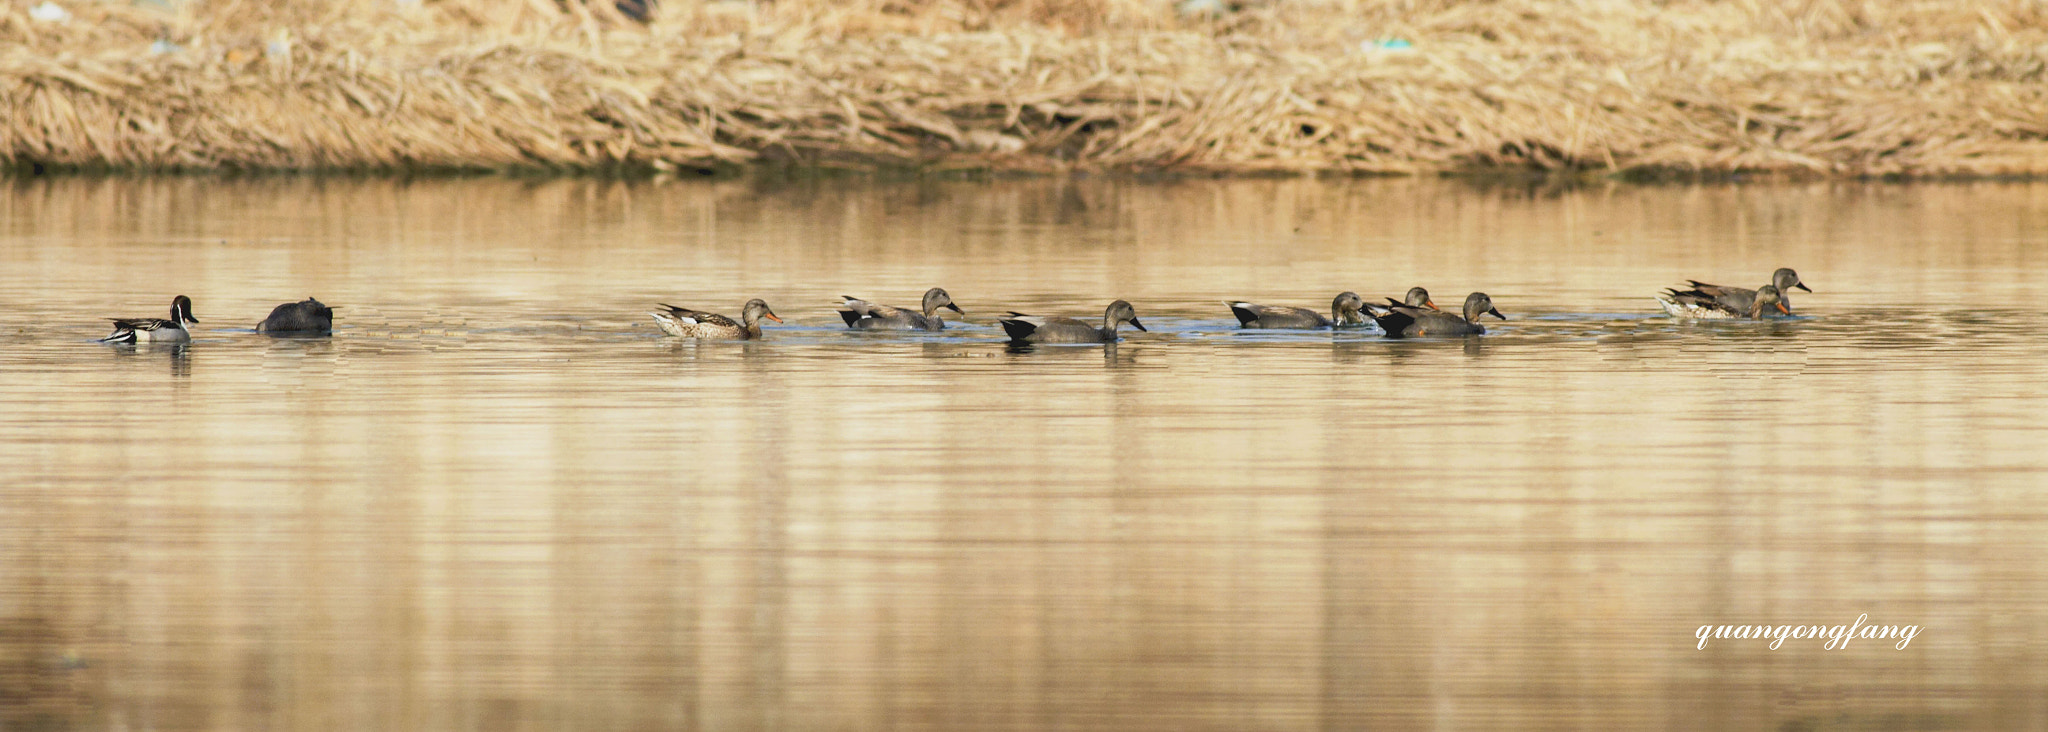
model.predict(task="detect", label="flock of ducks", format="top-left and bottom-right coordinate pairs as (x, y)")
top-left (93, 268), bottom-right (1811, 345)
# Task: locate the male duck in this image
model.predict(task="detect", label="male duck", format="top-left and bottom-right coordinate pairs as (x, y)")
top-left (838, 288), bottom-right (964, 331)
top-left (1370, 292), bottom-right (1505, 337)
top-left (100, 295), bottom-right (199, 343)
top-left (1226, 292), bottom-right (1368, 329)
top-left (1000, 300), bottom-right (1146, 344)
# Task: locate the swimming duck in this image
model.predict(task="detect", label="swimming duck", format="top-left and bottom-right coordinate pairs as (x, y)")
top-left (650, 299), bottom-right (782, 339)
top-left (999, 300), bottom-right (1146, 344)
top-left (838, 288), bottom-right (964, 331)
top-left (1370, 292), bottom-right (1505, 337)
top-left (1664, 268), bottom-right (1811, 317)
top-left (1391, 287), bottom-right (1438, 311)
top-left (1226, 292), bottom-right (1368, 329)
top-left (1657, 284), bottom-right (1788, 320)
top-left (99, 295), bottom-right (199, 343)
top-left (256, 297), bottom-right (335, 334)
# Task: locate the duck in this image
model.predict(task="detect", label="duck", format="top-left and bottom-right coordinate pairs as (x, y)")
top-left (838, 288), bottom-right (964, 331)
top-left (1226, 292), bottom-right (1368, 329)
top-left (1657, 284), bottom-right (1788, 320)
top-left (99, 295), bottom-right (199, 344)
top-left (256, 297), bottom-right (335, 334)
top-left (1370, 292), bottom-right (1505, 337)
top-left (1387, 287), bottom-right (1439, 312)
top-left (649, 299), bottom-right (782, 339)
top-left (1664, 268), bottom-right (1811, 317)
top-left (999, 300), bottom-right (1146, 344)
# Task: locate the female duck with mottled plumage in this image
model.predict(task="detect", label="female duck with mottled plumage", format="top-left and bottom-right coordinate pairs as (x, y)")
top-left (838, 288), bottom-right (964, 331)
top-left (1369, 292), bottom-right (1505, 337)
top-left (1658, 268), bottom-right (1811, 319)
top-left (999, 300), bottom-right (1146, 344)
top-left (257, 297), bottom-right (335, 334)
top-left (99, 295), bottom-right (199, 343)
top-left (1385, 287), bottom-right (1439, 312)
top-left (650, 299), bottom-right (783, 339)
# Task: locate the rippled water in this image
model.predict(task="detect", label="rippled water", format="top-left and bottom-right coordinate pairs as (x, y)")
top-left (3, 177), bottom-right (2046, 730)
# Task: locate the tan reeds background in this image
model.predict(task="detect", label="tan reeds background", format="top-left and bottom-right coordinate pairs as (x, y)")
top-left (4, 0), bottom-right (2048, 176)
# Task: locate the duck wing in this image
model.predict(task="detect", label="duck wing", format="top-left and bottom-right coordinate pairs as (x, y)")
top-left (99, 317), bottom-right (178, 343)
top-left (1679, 281), bottom-right (1758, 309)
top-left (1226, 302), bottom-right (1327, 328)
top-left (657, 304), bottom-right (741, 329)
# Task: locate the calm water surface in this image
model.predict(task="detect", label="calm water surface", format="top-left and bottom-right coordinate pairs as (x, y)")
top-left (3, 177), bottom-right (2046, 730)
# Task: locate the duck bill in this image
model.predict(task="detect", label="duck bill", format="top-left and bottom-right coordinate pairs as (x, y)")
top-left (1774, 302), bottom-right (1790, 315)
top-left (1425, 299), bottom-right (1439, 310)
top-left (1128, 318), bottom-right (1148, 332)
top-left (764, 312), bottom-right (784, 323)
top-left (945, 303), bottom-right (965, 315)
top-left (1794, 282), bottom-right (1813, 293)
top-left (1487, 308), bottom-right (1506, 320)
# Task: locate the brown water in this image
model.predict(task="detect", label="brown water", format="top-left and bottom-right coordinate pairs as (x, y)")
top-left (3, 177), bottom-right (2046, 731)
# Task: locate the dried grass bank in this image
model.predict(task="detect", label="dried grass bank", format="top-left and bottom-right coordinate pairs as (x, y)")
top-left (5, 0), bottom-right (2048, 176)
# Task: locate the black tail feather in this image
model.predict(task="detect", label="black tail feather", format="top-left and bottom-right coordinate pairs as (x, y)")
top-left (998, 318), bottom-right (1037, 341)
top-left (1226, 304), bottom-right (1258, 327)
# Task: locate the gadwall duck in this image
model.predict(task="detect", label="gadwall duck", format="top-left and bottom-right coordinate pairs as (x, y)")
top-left (1663, 268), bottom-right (1811, 317)
top-left (999, 300), bottom-right (1146, 344)
top-left (99, 295), bottom-right (198, 343)
top-left (1392, 287), bottom-right (1439, 311)
top-left (256, 297), bottom-right (334, 334)
top-left (1658, 283), bottom-right (1788, 320)
top-left (838, 288), bottom-right (964, 331)
top-left (1226, 292), bottom-right (1368, 329)
top-left (1370, 292), bottom-right (1505, 337)
top-left (650, 299), bottom-right (782, 339)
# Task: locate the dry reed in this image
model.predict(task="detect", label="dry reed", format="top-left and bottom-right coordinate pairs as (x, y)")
top-left (5, 0), bottom-right (2048, 176)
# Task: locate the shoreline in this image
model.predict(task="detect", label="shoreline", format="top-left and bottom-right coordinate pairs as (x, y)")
top-left (8, 0), bottom-right (2048, 178)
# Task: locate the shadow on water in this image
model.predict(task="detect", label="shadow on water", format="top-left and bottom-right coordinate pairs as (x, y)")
top-left (105, 342), bottom-right (192, 378)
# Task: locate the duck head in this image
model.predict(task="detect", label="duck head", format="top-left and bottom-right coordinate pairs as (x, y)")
top-left (1748, 285), bottom-right (1790, 317)
top-left (1332, 291), bottom-right (1367, 324)
top-left (742, 299), bottom-right (783, 325)
top-left (1463, 292), bottom-right (1506, 323)
top-left (171, 295), bottom-right (199, 324)
top-left (1104, 299), bottom-right (1146, 332)
top-left (923, 287), bottom-right (966, 316)
top-left (1773, 268), bottom-right (1812, 293)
